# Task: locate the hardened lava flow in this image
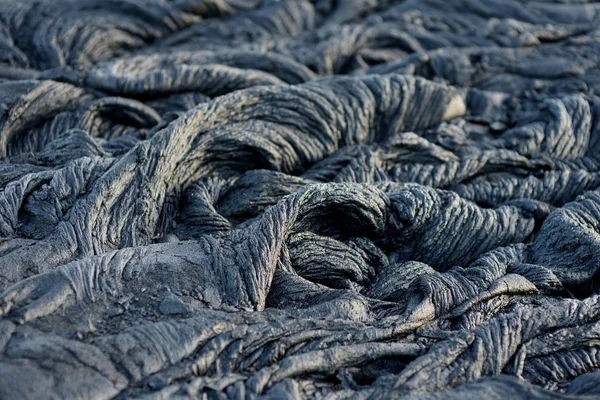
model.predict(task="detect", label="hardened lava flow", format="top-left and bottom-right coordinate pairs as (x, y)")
top-left (1, 1), bottom-right (600, 399)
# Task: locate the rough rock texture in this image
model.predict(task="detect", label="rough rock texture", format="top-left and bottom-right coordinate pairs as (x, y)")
top-left (1, 0), bottom-right (600, 398)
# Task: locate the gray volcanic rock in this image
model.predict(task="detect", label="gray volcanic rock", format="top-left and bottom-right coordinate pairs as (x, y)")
top-left (1, 0), bottom-right (600, 399)
top-left (159, 292), bottom-right (189, 315)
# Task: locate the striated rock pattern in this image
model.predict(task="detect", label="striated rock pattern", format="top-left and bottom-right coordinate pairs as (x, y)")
top-left (1, 0), bottom-right (600, 398)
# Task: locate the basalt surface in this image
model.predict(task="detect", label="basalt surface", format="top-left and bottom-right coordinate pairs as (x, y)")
top-left (2, 0), bottom-right (600, 399)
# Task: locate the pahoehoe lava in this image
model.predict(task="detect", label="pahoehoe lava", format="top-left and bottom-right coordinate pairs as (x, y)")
top-left (1, 0), bottom-right (600, 399)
